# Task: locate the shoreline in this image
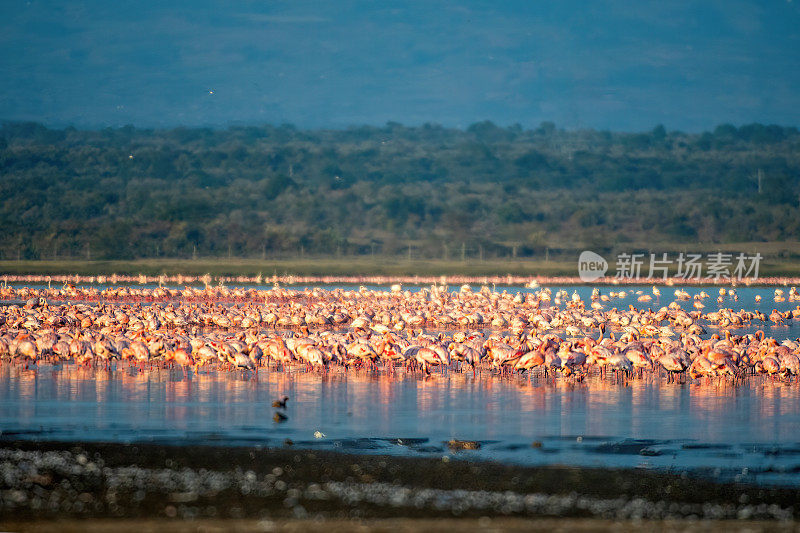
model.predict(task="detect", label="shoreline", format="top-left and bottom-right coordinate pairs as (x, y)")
top-left (2, 255), bottom-right (800, 283)
top-left (1, 440), bottom-right (797, 525)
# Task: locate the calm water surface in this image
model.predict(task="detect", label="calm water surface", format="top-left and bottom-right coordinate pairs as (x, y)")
top-left (2, 363), bottom-right (800, 486)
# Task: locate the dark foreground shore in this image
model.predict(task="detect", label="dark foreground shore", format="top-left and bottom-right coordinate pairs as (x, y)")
top-left (1, 440), bottom-right (798, 531)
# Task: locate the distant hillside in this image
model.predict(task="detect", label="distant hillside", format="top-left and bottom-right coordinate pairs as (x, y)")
top-left (0, 121), bottom-right (798, 261)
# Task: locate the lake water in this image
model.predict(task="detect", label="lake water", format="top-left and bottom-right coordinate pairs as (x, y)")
top-left (2, 283), bottom-right (800, 487)
top-left (2, 363), bottom-right (800, 487)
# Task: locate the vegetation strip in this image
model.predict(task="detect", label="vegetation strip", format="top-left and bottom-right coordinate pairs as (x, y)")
top-left (1, 121), bottom-right (798, 261)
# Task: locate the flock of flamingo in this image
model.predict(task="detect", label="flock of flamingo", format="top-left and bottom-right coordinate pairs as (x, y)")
top-left (5, 272), bottom-right (800, 289)
top-left (1, 281), bottom-right (800, 381)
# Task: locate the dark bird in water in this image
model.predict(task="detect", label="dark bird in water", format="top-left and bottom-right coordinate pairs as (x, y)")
top-left (273, 412), bottom-right (288, 423)
top-left (272, 396), bottom-right (289, 409)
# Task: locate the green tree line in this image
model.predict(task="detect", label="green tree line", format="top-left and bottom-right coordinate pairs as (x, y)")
top-left (0, 120), bottom-right (798, 260)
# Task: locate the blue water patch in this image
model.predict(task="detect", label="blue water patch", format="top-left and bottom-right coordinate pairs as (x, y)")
top-left (2, 363), bottom-right (800, 487)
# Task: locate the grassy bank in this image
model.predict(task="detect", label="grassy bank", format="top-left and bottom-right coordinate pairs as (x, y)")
top-left (0, 258), bottom-right (576, 278)
top-left (1, 253), bottom-right (800, 278)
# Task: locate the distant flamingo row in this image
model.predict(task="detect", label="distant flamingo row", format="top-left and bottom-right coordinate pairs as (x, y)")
top-left (1, 284), bottom-right (799, 381)
top-left (2, 272), bottom-right (798, 287)
top-left (1, 283), bottom-right (798, 305)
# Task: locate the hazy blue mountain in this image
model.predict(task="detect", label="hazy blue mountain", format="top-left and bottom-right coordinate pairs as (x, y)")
top-left (1, 0), bottom-right (798, 131)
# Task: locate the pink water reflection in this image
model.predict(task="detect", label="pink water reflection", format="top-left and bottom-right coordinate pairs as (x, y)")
top-left (2, 362), bottom-right (800, 484)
